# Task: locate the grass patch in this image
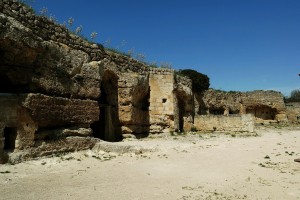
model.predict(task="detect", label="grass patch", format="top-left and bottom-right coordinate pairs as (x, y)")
top-left (105, 47), bottom-right (131, 57)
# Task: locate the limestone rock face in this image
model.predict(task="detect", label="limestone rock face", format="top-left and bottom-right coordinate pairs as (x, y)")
top-left (21, 93), bottom-right (99, 128)
top-left (201, 89), bottom-right (242, 115)
top-left (0, 13), bottom-right (101, 99)
top-left (241, 91), bottom-right (288, 122)
top-left (118, 73), bottom-right (150, 136)
top-left (286, 102), bottom-right (300, 123)
top-left (149, 69), bottom-right (175, 133)
top-left (199, 89), bottom-right (288, 122)
top-left (0, 93), bottom-right (99, 155)
top-left (174, 75), bottom-right (194, 132)
top-left (194, 114), bottom-right (254, 133)
top-left (241, 90), bottom-right (286, 111)
top-left (9, 137), bottom-right (100, 164)
top-left (3, 0), bottom-right (291, 164)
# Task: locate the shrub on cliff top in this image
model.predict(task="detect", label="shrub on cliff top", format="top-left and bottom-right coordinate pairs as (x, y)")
top-left (178, 69), bottom-right (210, 93)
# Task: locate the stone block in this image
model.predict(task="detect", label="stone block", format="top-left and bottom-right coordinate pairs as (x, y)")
top-left (21, 93), bottom-right (99, 128)
top-left (194, 114), bottom-right (254, 133)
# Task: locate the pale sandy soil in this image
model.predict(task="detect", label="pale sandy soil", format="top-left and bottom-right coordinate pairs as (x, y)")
top-left (0, 127), bottom-right (299, 200)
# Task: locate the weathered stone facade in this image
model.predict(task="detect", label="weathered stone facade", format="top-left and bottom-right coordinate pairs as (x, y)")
top-left (286, 102), bottom-right (300, 123)
top-left (0, 93), bottom-right (99, 163)
top-left (149, 69), bottom-right (175, 133)
top-left (0, 1), bottom-right (293, 163)
top-left (194, 114), bottom-right (254, 133)
top-left (198, 89), bottom-right (288, 124)
top-left (0, 1), bottom-right (193, 163)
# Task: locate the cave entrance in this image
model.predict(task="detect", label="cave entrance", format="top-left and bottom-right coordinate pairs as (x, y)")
top-left (246, 105), bottom-right (276, 120)
top-left (174, 93), bottom-right (185, 133)
top-left (3, 127), bottom-right (17, 151)
top-left (131, 84), bottom-right (150, 137)
top-left (91, 71), bottom-right (122, 142)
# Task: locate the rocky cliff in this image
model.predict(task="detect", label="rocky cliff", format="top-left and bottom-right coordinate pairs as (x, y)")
top-left (1, 0), bottom-right (291, 164)
top-left (0, 0), bottom-right (192, 163)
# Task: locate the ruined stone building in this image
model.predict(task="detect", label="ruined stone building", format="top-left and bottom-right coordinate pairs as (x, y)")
top-left (0, 1), bottom-right (292, 163)
top-left (199, 89), bottom-right (288, 122)
top-left (286, 102), bottom-right (300, 123)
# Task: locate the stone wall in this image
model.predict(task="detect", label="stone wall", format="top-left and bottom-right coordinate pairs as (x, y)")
top-left (118, 72), bottom-right (150, 137)
top-left (201, 90), bottom-right (241, 115)
top-left (0, 0), bottom-right (105, 60)
top-left (0, 0), bottom-right (150, 73)
top-left (194, 114), bottom-right (254, 133)
top-left (199, 89), bottom-right (288, 123)
top-left (241, 91), bottom-right (287, 121)
top-left (0, 93), bottom-right (99, 163)
top-left (0, 94), bottom-right (19, 127)
top-left (286, 102), bottom-right (300, 123)
top-left (174, 74), bottom-right (194, 132)
top-left (0, 0), bottom-right (269, 163)
top-left (149, 69), bottom-right (175, 133)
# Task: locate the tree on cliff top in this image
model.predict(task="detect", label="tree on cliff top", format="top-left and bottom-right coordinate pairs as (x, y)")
top-left (178, 69), bottom-right (210, 93)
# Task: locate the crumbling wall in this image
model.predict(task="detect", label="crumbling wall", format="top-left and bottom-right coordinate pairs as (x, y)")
top-left (200, 89), bottom-right (288, 123)
top-left (241, 90), bottom-right (288, 123)
top-left (194, 114), bottom-right (254, 133)
top-left (0, 93), bottom-right (99, 163)
top-left (0, 94), bottom-right (19, 163)
top-left (118, 72), bottom-right (150, 137)
top-left (0, 0), bottom-right (263, 163)
top-left (200, 89), bottom-right (242, 115)
top-left (174, 75), bottom-right (194, 132)
top-left (285, 102), bottom-right (300, 123)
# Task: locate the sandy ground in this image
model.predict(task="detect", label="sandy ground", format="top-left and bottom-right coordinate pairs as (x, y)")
top-left (0, 127), bottom-right (299, 200)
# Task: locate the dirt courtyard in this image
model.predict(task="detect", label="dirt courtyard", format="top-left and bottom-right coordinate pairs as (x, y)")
top-left (0, 127), bottom-right (299, 200)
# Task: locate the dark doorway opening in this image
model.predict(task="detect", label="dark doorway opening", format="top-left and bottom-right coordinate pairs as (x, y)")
top-left (229, 110), bottom-right (239, 114)
top-left (3, 127), bottom-right (17, 151)
top-left (210, 108), bottom-right (225, 115)
top-left (174, 93), bottom-right (185, 133)
top-left (246, 105), bottom-right (276, 120)
top-left (91, 70), bottom-right (122, 142)
top-left (131, 84), bottom-right (150, 137)
top-left (178, 97), bottom-right (185, 132)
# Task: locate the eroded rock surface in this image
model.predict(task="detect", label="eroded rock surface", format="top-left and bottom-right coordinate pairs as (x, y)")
top-left (0, 0), bottom-right (293, 164)
top-left (199, 89), bottom-right (288, 123)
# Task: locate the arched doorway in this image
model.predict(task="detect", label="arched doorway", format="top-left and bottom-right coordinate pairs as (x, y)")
top-left (91, 70), bottom-right (122, 142)
top-left (3, 127), bottom-right (17, 152)
top-left (174, 93), bottom-right (186, 133)
top-left (131, 82), bottom-right (150, 137)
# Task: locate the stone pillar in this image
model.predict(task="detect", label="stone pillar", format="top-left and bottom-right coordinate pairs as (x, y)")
top-left (240, 103), bottom-right (246, 114)
top-left (15, 108), bottom-right (37, 150)
top-left (224, 108), bottom-right (229, 116)
top-left (105, 106), bottom-right (114, 142)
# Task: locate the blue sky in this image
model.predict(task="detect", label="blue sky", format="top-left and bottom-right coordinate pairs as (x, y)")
top-left (28, 0), bottom-right (300, 96)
